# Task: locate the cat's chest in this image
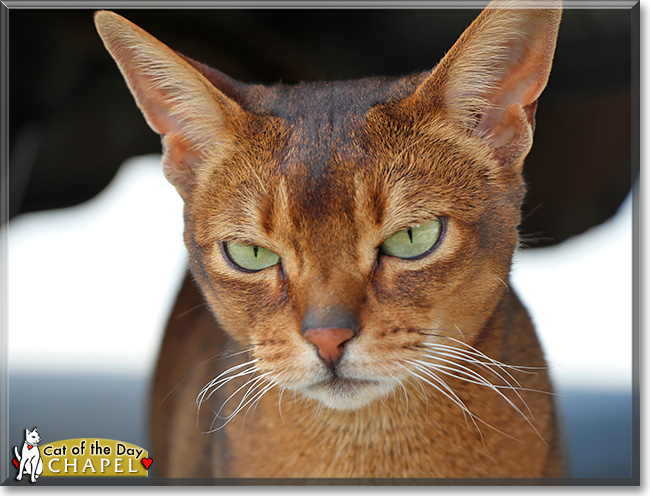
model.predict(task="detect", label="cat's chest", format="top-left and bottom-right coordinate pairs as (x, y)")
top-left (213, 377), bottom-right (550, 479)
top-left (21, 445), bottom-right (39, 458)
top-left (218, 389), bottom-right (436, 478)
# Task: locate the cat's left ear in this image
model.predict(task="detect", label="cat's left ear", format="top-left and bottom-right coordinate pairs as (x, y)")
top-left (418, 0), bottom-right (561, 170)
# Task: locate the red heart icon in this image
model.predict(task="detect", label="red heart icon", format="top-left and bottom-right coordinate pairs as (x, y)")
top-left (141, 458), bottom-right (153, 470)
top-left (13, 458), bottom-right (19, 469)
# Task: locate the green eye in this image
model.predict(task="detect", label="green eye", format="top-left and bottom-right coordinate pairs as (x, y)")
top-left (380, 219), bottom-right (442, 259)
top-left (224, 242), bottom-right (280, 272)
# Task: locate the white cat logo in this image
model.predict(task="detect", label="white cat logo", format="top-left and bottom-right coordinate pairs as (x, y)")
top-left (13, 427), bottom-right (44, 483)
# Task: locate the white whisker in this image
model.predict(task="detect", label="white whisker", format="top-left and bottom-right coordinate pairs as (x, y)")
top-left (401, 362), bottom-right (482, 440)
top-left (160, 347), bottom-right (255, 405)
top-left (424, 345), bottom-right (528, 392)
top-left (243, 374), bottom-right (281, 430)
top-left (425, 343), bottom-right (532, 374)
top-left (387, 371), bottom-right (410, 430)
top-left (412, 340), bottom-right (548, 444)
top-left (405, 359), bottom-right (528, 446)
top-left (215, 372), bottom-right (272, 420)
top-left (202, 359), bottom-right (261, 392)
top-left (452, 323), bottom-right (466, 342)
top-left (277, 386), bottom-right (297, 438)
top-left (430, 337), bottom-right (546, 371)
top-left (422, 352), bottom-right (527, 393)
top-left (205, 378), bottom-right (277, 433)
top-left (418, 356), bottom-right (536, 421)
top-left (494, 275), bottom-right (509, 292)
top-left (424, 339), bottom-right (547, 422)
top-left (196, 364), bottom-right (258, 407)
top-left (195, 361), bottom-right (261, 427)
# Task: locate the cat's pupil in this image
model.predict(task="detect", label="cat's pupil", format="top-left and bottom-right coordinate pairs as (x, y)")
top-left (253, 246), bottom-right (259, 258)
top-left (407, 228), bottom-right (413, 243)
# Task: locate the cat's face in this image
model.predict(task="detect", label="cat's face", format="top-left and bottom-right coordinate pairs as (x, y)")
top-left (184, 81), bottom-right (524, 409)
top-left (25, 428), bottom-right (40, 445)
top-left (95, 3), bottom-right (560, 411)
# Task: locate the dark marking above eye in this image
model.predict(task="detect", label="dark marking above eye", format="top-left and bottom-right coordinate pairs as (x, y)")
top-left (259, 195), bottom-right (276, 236)
top-left (371, 189), bottom-right (385, 226)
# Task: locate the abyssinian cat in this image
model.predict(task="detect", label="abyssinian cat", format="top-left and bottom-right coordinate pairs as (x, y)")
top-left (96, 0), bottom-right (564, 479)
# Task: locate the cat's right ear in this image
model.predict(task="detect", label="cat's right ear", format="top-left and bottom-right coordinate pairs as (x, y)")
top-left (95, 11), bottom-right (243, 200)
top-left (415, 0), bottom-right (561, 172)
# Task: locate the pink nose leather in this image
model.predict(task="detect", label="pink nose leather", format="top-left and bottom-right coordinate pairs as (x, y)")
top-left (303, 327), bottom-right (355, 365)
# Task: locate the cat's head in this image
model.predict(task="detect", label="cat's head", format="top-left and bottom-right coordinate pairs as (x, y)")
top-left (25, 428), bottom-right (40, 444)
top-left (96, 2), bottom-right (560, 410)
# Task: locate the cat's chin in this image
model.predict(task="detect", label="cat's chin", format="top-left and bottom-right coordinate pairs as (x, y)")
top-left (299, 377), bottom-right (395, 411)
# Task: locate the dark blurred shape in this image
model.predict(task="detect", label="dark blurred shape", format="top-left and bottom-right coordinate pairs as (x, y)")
top-left (8, 8), bottom-right (636, 247)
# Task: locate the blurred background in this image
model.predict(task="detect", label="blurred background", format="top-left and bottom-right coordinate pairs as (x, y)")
top-left (6, 5), bottom-right (637, 483)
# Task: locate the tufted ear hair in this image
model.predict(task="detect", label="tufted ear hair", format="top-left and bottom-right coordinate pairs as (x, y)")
top-left (95, 11), bottom-right (246, 200)
top-left (416, 0), bottom-right (562, 170)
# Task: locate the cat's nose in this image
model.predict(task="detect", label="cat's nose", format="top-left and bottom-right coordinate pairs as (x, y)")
top-left (303, 327), bottom-right (355, 366)
top-left (301, 306), bottom-right (358, 366)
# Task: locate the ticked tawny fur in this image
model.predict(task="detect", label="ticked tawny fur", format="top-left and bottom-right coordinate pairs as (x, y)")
top-left (96, 0), bottom-right (565, 479)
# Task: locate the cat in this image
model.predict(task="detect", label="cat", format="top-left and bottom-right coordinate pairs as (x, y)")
top-left (96, 0), bottom-right (564, 479)
top-left (14, 427), bottom-right (44, 482)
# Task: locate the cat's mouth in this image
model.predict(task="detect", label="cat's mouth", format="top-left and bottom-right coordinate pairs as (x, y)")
top-left (301, 376), bottom-right (394, 410)
top-left (320, 376), bottom-right (375, 391)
